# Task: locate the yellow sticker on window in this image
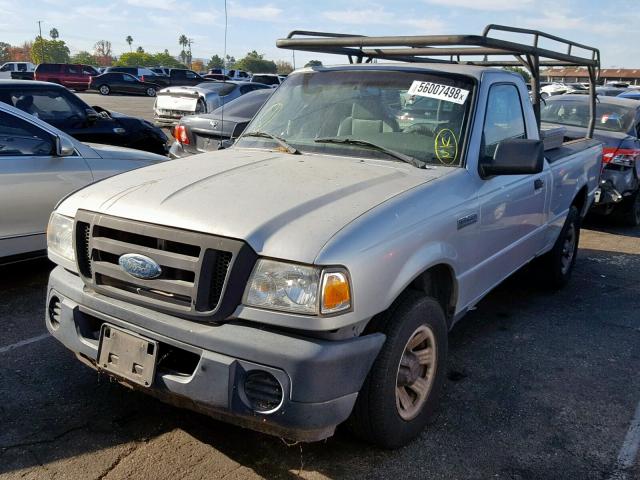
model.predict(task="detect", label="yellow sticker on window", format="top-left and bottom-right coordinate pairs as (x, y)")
top-left (434, 129), bottom-right (459, 165)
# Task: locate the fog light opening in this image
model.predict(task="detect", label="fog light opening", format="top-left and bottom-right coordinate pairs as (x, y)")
top-left (48, 296), bottom-right (61, 330)
top-left (242, 370), bottom-right (284, 414)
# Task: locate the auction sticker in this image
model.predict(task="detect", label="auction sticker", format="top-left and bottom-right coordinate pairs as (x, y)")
top-left (407, 81), bottom-right (470, 105)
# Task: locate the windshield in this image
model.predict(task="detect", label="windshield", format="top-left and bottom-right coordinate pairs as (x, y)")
top-left (196, 82), bottom-right (236, 96)
top-left (541, 99), bottom-right (635, 133)
top-left (237, 69), bottom-right (474, 167)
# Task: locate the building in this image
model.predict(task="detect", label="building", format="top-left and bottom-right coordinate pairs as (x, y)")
top-left (541, 67), bottom-right (640, 85)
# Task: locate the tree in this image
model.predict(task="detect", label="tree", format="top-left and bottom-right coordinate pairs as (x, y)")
top-left (71, 51), bottom-right (97, 65)
top-left (178, 34), bottom-right (188, 63)
top-left (136, 46), bottom-right (144, 53)
top-left (115, 51), bottom-right (186, 68)
top-left (191, 59), bottom-right (204, 72)
top-left (8, 42), bottom-right (32, 62)
top-left (0, 42), bottom-right (10, 62)
top-left (275, 60), bottom-right (293, 75)
top-left (49, 28), bottom-right (59, 40)
top-left (94, 40), bottom-right (113, 66)
top-left (125, 35), bottom-right (133, 52)
top-left (234, 50), bottom-right (277, 74)
top-left (225, 55), bottom-right (236, 69)
top-left (152, 50), bottom-right (185, 68)
top-left (207, 54), bottom-right (224, 70)
top-left (31, 37), bottom-right (70, 63)
top-left (304, 60), bottom-right (323, 68)
top-left (504, 66), bottom-right (531, 83)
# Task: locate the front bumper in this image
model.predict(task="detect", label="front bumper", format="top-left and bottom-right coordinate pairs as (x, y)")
top-left (46, 266), bottom-right (384, 441)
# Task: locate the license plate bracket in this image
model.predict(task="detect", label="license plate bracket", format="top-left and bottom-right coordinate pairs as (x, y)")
top-left (98, 324), bottom-right (158, 387)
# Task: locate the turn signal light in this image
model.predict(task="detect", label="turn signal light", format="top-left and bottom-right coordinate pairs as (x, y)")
top-left (321, 271), bottom-right (351, 314)
top-left (173, 125), bottom-right (189, 144)
top-left (602, 147), bottom-right (640, 166)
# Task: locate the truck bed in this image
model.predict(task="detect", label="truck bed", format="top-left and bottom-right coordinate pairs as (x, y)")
top-left (545, 138), bottom-right (602, 164)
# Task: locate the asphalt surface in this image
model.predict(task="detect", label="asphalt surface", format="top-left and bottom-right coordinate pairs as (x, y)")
top-left (77, 92), bottom-right (157, 124)
top-left (1, 220), bottom-right (639, 480)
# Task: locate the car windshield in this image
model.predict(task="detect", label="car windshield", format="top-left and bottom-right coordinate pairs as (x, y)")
top-left (195, 82), bottom-right (236, 96)
top-left (541, 99), bottom-right (636, 132)
top-left (236, 69), bottom-right (475, 167)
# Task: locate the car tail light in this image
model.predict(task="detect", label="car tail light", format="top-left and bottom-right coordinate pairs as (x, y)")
top-left (602, 147), bottom-right (640, 166)
top-left (173, 125), bottom-right (189, 144)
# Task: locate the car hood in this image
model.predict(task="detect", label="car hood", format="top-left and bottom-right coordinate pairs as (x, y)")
top-left (84, 143), bottom-right (168, 162)
top-left (57, 148), bottom-right (453, 263)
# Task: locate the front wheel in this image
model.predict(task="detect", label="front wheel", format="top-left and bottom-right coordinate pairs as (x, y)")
top-left (348, 292), bottom-right (447, 449)
top-left (146, 87), bottom-right (156, 97)
top-left (99, 85), bottom-right (110, 95)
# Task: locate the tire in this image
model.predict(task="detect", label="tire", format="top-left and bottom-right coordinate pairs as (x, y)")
top-left (617, 189), bottom-right (640, 227)
top-left (146, 87), bottom-right (156, 97)
top-left (538, 205), bottom-right (580, 290)
top-left (99, 85), bottom-right (110, 95)
top-left (195, 98), bottom-right (206, 114)
top-left (348, 292), bottom-right (448, 449)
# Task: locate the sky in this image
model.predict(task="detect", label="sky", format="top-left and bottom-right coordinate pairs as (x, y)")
top-left (1, 0), bottom-right (639, 68)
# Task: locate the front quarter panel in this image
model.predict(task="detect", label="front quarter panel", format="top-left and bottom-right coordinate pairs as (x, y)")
top-left (315, 167), bottom-right (478, 326)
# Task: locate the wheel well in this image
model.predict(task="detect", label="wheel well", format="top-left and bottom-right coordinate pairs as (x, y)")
top-left (410, 264), bottom-right (457, 321)
top-left (572, 186), bottom-right (588, 218)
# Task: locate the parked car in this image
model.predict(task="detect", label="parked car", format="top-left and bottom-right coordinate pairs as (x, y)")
top-left (618, 90), bottom-right (640, 101)
top-left (596, 86), bottom-right (628, 97)
top-left (151, 67), bottom-right (171, 76)
top-left (540, 82), bottom-right (569, 98)
top-left (250, 73), bottom-right (282, 88)
top-left (203, 73), bottom-right (231, 81)
top-left (164, 68), bottom-right (213, 87)
top-left (154, 81), bottom-right (270, 127)
top-left (605, 81), bottom-right (630, 88)
top-left (226, 69), bottom-right (251, 80)
top-left (104, 66), bottom-right (170, 88)
top-left (170, 88), bottom-right (273, 158)
top-left (0, 61), bottom-right (35, 79)
top-left (34, 63), bottom-right (98, 91)
top-left (0, 101), bottom-right (165, 261)
top-left (0, 80), bottom-right (168, 154)
top-left (89, 72), bottom-right (160, 97)
top-left (44, 26), bottom-right (601, 448)
top-left (541, 95), bottom-right (640, 224)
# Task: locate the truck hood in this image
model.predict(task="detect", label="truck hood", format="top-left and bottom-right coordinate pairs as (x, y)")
top-left (58, 148), bottom-right (452, 263)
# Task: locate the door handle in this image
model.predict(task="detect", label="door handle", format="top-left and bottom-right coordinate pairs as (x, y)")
top-left (534, 178), bottom-right (544, 190)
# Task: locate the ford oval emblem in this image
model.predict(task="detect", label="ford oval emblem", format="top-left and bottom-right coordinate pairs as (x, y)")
top-left (118, 254), bottom-right (162, 280)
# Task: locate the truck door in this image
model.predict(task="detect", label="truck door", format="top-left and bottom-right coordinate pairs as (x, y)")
top-left (473, 83), bottom-right (549, 292)
top-left (0, 110), bottom-right (92, 256)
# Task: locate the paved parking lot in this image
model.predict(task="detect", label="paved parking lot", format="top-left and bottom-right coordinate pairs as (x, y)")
top-left (77, 92), bottom-right (157, 124)
top-left (1, 221), bottom-right (639, 480)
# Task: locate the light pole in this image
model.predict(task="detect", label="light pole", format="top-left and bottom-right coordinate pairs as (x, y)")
top-left (37, 20), bottom-right (45, 63)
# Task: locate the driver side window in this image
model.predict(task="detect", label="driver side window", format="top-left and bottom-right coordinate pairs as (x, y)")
top-left (482, 84), bottom-right (526, 160)
top-left (0, 111), bottom-right (54, 156)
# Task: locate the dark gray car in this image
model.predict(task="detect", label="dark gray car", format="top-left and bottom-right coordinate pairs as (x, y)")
top-left (169, 88), bottom-right (272, 158)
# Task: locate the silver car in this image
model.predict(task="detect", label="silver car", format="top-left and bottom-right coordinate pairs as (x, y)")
top-left (0, 102), bottom-right (166, 261)
top-left (153, 81), bottom-right (271, 127)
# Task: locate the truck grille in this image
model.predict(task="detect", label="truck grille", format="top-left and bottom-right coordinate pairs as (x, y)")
top-left (75, 211), bottom-right (256, 320)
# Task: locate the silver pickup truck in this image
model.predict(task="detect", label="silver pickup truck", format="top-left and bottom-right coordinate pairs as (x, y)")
top-left (44, 26), bottom-right (602, 448)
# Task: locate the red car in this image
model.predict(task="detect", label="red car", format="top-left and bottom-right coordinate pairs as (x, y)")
top-left (34, 63), bottom-right (99, 91)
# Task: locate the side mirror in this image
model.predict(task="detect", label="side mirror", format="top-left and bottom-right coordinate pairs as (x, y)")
top-left (480, 138), bottom-right (544, 178)
top-left (86, 108), bottom-right (99, 123)
top-left (56, 135), bottom-right (76, 157)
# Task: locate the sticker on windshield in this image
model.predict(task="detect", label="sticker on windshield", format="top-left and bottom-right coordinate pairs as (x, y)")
top-left (408, 81), bottom-right (470, 105)
top-left (434, 129), bottom-right (459, 165)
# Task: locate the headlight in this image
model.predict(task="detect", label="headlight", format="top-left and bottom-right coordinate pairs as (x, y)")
top-left (47, 213), bottom-right (75, 263)
top-left (243, 259), bottom-right (351, 315)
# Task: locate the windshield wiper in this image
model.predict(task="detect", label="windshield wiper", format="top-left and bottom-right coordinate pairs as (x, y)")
top-left (242, 131), bottom-right (300, 154)
top-left (314, 137), bottom-right (429, 169)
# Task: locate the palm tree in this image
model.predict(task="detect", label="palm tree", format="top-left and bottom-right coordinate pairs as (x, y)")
top-left (49, 28), bottom-right (59, 40)
top-left (125, 35), bottom-right (133, 52)
top-left (178, 34), bottom-right (188, 63)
